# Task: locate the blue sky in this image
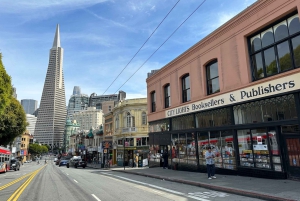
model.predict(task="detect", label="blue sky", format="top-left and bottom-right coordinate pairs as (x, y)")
top-left (0, 0), bottom-right (256, 107)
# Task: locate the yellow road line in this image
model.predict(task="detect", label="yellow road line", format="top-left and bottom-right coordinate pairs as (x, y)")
top-left (0, 165), bottom-right (46, 191)
top-left (7, 165), bottom-right (46, 201)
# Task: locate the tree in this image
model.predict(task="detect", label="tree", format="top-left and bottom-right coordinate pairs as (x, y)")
top-left (0, 53), bottom-right (13, 115)
top-left (29, 144), bottom-right (42, 155)
top-left (0, 98), bottom-right (28, 146)
top-left (41, 145), bottom-right (48, 153)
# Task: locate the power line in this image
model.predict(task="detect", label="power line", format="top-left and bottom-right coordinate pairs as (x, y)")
top-left (113, 0), bottom-right (207, 94)
top-left (101, 0), bottom-right (181, 95)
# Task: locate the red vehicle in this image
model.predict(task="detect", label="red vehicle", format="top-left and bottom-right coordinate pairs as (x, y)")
top-left (0, 146), bottom-right (11, 173)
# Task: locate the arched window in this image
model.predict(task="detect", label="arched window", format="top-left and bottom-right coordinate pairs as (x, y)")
top-left (115, 116), bottom-right (119, 129)
top-left (142, 112), bottom-right (147, 125)
top-left (164, 84), bottom-right (171, 108)
top-left (126, 112), bottom-right (131, 128)
top-left (206, 61), bottom-right (220, 95)
top-left (182, 74), bottom-right (190, 103)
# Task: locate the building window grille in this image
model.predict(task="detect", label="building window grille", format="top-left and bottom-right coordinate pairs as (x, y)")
top-left (172, 114), bottom-right (194, 130)
top-left (233, 94), bottom-right (297, 124)
top-left (250, 13), bottom-right (300, 80)
top-left (182, 74), bottom-right (190, 103)
top-left (151, 91), bottom-right (156, 112)
top-left (195, 108), bottom-right (232, 128)
top-left (164, 84), bottom-right (171, 108)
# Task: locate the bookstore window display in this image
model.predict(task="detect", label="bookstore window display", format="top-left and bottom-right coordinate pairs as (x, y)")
top-left (198, 132), bottom-right (209, 165)
top-left (238, 128), bottom-right (282, 171)
top-left (187, 133), bottom-right (197, 165)
top-left (197, 131), bottom-right (236, 170)
top-left (178, 133), bottom-right (187, 164)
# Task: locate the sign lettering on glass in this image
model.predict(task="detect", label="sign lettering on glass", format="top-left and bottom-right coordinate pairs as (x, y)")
top-left (166, 72), bottom-right (300, 117)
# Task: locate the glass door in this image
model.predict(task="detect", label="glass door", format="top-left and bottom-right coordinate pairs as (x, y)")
top-left (284, 136), bottom-right (300, 178)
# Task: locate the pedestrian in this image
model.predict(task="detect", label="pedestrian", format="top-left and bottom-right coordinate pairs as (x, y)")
top-left (162, 149), bottom-right (169, 169)
top-left (205, 146), bottom-right (216, 179)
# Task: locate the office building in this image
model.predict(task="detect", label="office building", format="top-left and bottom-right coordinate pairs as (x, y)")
top-left (34, 24), bottom-right (67, 149)
top-left (21, 99), bottom-right (38, 114)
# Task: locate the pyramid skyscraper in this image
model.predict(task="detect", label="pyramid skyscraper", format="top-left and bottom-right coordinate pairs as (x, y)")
top-left (34, 24), bottom-right (67, 149)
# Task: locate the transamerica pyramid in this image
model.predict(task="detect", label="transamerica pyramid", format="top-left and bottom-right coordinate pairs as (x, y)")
top-left (34, 24), bottom-right (67, 151)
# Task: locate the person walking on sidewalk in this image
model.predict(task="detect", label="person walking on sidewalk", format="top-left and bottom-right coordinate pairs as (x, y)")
top-left (205, 146), bottom-right (216, 179)
top-left (162, 149), bottom-right (169, 169)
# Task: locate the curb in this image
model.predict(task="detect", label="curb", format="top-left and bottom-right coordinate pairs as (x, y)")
top-left (112, 170), bottom-right (296, 201)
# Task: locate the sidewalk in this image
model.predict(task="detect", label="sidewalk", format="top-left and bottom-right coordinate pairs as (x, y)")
top-left (106, 167), bottom-right (300, 201)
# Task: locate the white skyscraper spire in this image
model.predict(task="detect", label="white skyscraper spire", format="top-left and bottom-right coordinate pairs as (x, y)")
top-left (35, 25), bottom-right (66, 150)
top-left (52, 24), bottom-right (61, 48)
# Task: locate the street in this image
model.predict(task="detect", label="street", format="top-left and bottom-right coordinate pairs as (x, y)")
top-left (0, 160), bottom-right (262, 201)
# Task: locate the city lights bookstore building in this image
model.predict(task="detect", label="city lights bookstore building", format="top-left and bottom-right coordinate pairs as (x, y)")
top-left (147, 0), bottom-right (300, 179)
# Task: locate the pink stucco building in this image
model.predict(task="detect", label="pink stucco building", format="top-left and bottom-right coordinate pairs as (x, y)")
top-left (146, 0), bottom-right (300, 179)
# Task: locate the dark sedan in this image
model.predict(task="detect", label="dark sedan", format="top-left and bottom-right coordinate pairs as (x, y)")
top-left (10, 159), bottom-right (20, 171)
top-left (59, 159), bottom-right (68, 167)
top-left (66, 158), bottom-right (86, 168)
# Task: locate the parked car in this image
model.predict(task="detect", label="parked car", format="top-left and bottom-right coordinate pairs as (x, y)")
top-left (10, 159), bottom-right (20, 171)
top-left (55, 159), bottom-right (61, 165)
top-left (59, 159), bottom-right (68, 167)
top-left (67, 157), bottom-right (86, 168)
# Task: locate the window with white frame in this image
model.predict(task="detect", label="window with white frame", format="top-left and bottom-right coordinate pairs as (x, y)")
top-left (126, 112), bottom-right (131, 128)
top-left (142, 112), bottom-right (147, 125)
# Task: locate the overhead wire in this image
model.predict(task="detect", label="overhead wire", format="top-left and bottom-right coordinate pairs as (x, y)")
top-left (101, 0), bottom-right (181, 95)
top-left (113, 0), bottom-right (207, 94)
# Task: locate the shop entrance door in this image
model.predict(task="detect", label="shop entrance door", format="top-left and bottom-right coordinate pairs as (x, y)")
top-left (284, 136), bottom-right (300, 178)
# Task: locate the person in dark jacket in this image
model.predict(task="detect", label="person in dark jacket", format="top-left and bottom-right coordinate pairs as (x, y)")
top-left (163, 149), bottom-right (169, 169)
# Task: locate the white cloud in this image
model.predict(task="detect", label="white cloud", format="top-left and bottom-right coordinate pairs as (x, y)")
top-left (0, 0), bottom-right (110, 13)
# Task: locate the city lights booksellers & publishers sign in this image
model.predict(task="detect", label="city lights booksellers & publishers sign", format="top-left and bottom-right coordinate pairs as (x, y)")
top-left (166, 72), bottom-right (300, 118)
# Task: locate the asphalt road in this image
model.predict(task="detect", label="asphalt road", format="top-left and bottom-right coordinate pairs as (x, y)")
top-left (0, 160), bottom-right (263, 201)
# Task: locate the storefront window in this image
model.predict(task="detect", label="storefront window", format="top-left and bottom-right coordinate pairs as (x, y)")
top-left (198, 132), bottom-right (209, 165)
top-left (269, 128), bottom-right (282, 171)
top-left (238, 128), bottom-right (281, 171)
top-left (178, 133), bottom-right (187, 164)
top-left (234, 94), bottom-right (297, 124)
top-left (171, 134), bottom-right (179, 163)
top-left (149, 145), bottom-right (160, 163)
top-left (252, 128), bottom-right (271, 169)
top-left (137, 137), bottom-right (148, 146)
top-left (172, 114), bottom-right (194, 130)
top-left (220, 131), bottom-right (236, 170)
top-left (149, 119), bottom-right (170, 132)
top-left (198, 131), bottom-right (236, 170)
top-left (187, 133), bottom-right (197, 165)
top-left (238, 129), bottom-right (254, 167)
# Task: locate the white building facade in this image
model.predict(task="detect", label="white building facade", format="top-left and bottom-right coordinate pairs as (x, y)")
top-left (26, 114), bottom-right (37, 135)
top-left (72, 107), bottom-right (103, 130)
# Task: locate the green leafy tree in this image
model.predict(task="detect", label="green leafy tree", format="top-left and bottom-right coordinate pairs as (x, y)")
top-left (29, 144), bottom-right (41, 155)
top-left (41, 145), bottom-right (48, 153)
top-left (0, 98), bottom-right (28, 146)
top-left (0, 53), bottom-right (13, 115)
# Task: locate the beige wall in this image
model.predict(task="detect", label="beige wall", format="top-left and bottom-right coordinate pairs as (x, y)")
top-left (147, 0), bottom-right (300, 122)
top-left (102, 101), bottom-right (115, 115)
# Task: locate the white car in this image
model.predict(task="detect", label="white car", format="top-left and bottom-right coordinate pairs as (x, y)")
top-left (54, 158), bottom-right (58, 162)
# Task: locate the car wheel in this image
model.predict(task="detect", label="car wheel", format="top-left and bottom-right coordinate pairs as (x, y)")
top-left (67, 165), bottom-right (69, 168)
top-left (14, 168), bottom-right (17, 171)
top-left (83, 166), bottom-right (86, 168)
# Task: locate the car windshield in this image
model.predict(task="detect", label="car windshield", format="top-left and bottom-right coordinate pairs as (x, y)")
top-left (10, 160), bottom-right (17, 163)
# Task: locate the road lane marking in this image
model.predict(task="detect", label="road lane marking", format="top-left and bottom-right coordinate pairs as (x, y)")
top-left (0, 166), bottom-right (43, 191)
top-left (7, 165), bottom-right (46, 201)
top-left (74, 179), bottom-right (78, 183)
top-left (91, 194), bottom-right (101, 201)
top-left (101, 173), bottom-right (210, 201)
